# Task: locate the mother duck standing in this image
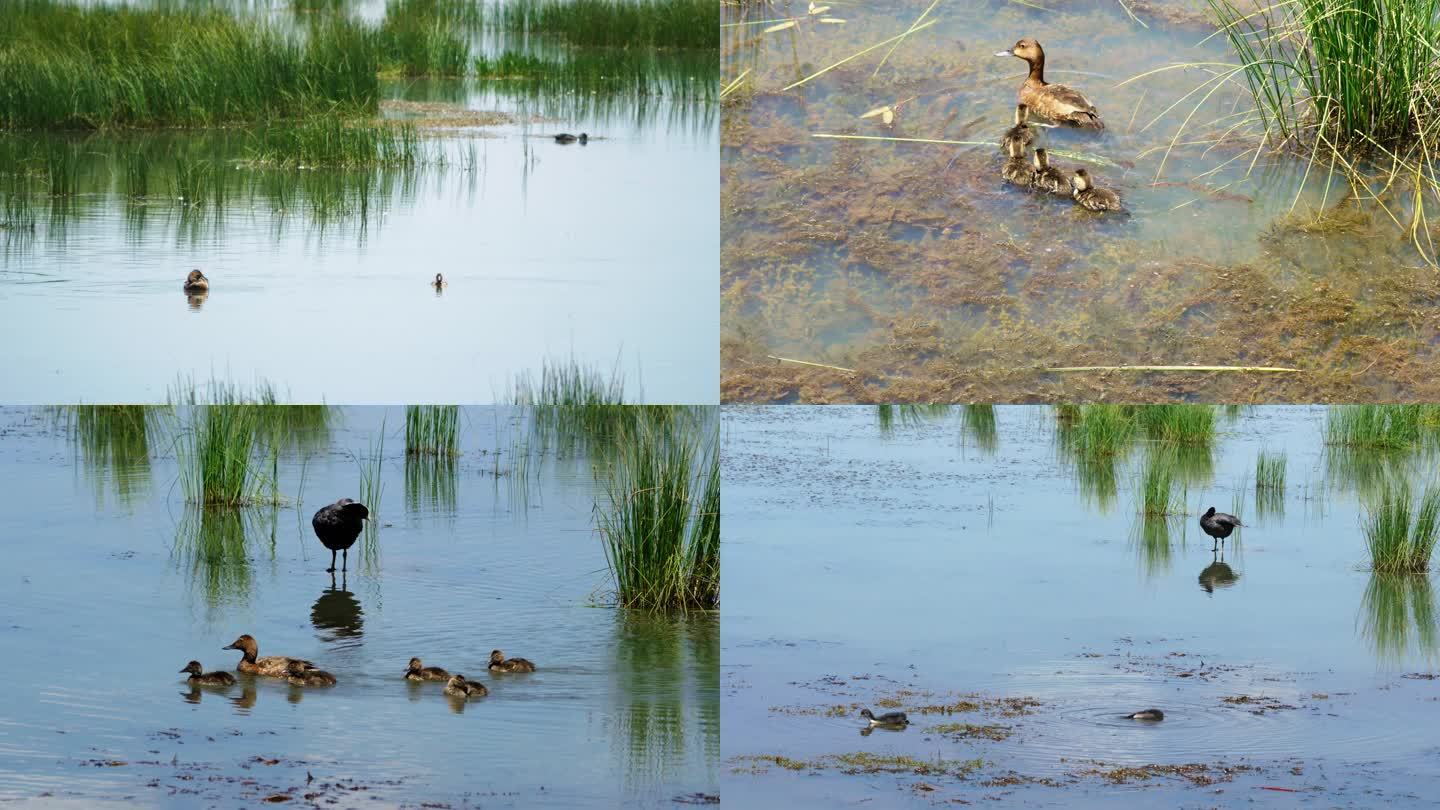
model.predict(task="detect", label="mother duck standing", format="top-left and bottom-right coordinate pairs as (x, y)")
top-left (995, 39), bottom-right (1104, 129)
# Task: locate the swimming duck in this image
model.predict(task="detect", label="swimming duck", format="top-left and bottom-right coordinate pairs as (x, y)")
top-left (554, 133), bottom-right (589, 145)
top-left (285, 659), bottom-right (337, 687)
top-left (1200, 506), bottom-right (1243, 551)
top-left (1000, 104), bottom-right (1035, 154)
top-left (488, 650), bottom-right (536, 673)
top-left (444, 674), bottom-right (489, 698)
top-left (179, 660), bottom-right (236, 687)
top-left (1028, 148), bottom-right (1068, 196)
top-left (1125, 708), bottom-right (1164, 721)
top-left (223, 634), bottom-right (315, 678)
top-left (1070, 169), bottom-right (1124, 212)
top-left (860, 708), bottom-right (909, 727)
top-left (183, 269), bottom-right (209, 293)
top-left (995, 39), bottom-right (1103, 129)
top-left (404, 657), bottom-right (451, 682)
top-left (312, 498), bottom-right (369, 573)
top-left (1001, 139), bottom-right (1030, 187)
top-left (431, 273), bottom-right (446, 290)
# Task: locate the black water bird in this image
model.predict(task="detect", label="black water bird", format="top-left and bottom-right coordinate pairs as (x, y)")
top-left (859, 708), bottom-right (908, 727)
top-left (431, 272), bottom-right (447, 290)
top-left (1124, 708), bottom-right (1164, 721)
top-left (1200, 506), bottom-right (1242, 551)
top-left (554, 133), bottom-right (589, 144)
top-left (312, 498), bottom-right (370, 573)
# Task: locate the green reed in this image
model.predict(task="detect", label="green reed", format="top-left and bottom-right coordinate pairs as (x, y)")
top-left (1326, 404), bottom-right (1440, 450)
top-left (1364, 480), bottom-right (1440, 573)
top-left (175, 405), bottom-right (283, 507)
top-left (597, 408), bottom-right (718, 611)
top-left (1137, 452), bottom-right (1186, 517)
top-left (960, 405), bottom-right (998, 454)
top-left (0, 1), bottom-right (378, 129)
top-left (358, 420), bottom-right (386, 563)
top-left (378, 0), bottom-right (474, 77)
top-left (474, 48), bottom-right (718, 102)
top-left (1063, 405), bottom-right (1136, 459)
top-left (1134, 404), bottom-right (1215, 445)
top-left (1256, 450), bottom-right (1287, 492)
top-left (405, 405), bottom-right (460, 456)
top-left (244, 119), bottom-right (428, 168)
top-left (493, 0), bottom-right (718, 49)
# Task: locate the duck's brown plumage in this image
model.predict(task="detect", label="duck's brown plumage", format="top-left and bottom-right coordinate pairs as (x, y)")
top-left (488, 649), bottom-right (536, 673)
top-left (1001, 139), bottom-right (1030, 187)
top-left (1000, 104), bottom-right (1035, 154)
top-left (431, 273), bottom-right (446, 289)
top-left (998, 39), bottom-right (1103, 129)
top-left (180, 660), bottom-right (236, 687)
top-left (1028, 149), bottom-right (1068, 196)
top-left (1070, 169), bottom-right (1124, 212)
top-left (444, 674), bottom-right (489, 698)
top-left (404, 657), bottom-right (450, 682)
top-left (223, 634), bottom-right (315, 678)
top-left (285, 659), bottom-right (337, 687)
top-left (183, 269), bottom-right (209, 292)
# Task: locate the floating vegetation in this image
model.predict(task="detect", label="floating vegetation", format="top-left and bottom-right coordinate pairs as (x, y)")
top-left (1362, 480), bottom-right (1440, 573)
top-left (494, 0), bottom-right (718, 49)
top-left (405, 405), bottom-right (460, 456)
top-left (733, 752), bottom-right (985, 777)
top-left (926, 723), bottom-right (1012, 742)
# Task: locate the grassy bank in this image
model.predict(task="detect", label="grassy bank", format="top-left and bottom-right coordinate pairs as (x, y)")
top-left (494, 0), bottom-right (718, 49)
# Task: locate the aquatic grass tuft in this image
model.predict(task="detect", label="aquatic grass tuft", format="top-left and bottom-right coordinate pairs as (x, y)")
top-left (358, 419), bottom-right (387, 565)
top-left (405, 405), bottom-right (460, 456)
top-left (175, 405), bottom-right (283, 507)
top-left (493, 0), bottom-right (718, 49)
top-left (1134, 405), bottom-right (1215, 445)
top-left (1363, 481), bottom-right (1440, 573)
top-left (1137, 452), bottom-right (1186, 517)
top-left (1256, 450), bottom-right (1286, 491)
top-left (1325, 405), bottom-right (1440, 450)
top-left (243, 119), bottom-right (429, 169)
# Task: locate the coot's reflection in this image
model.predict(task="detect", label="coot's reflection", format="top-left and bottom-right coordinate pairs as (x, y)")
top-left (312, 571), bottom-right (363, 641)
top-left (1198, 549), bottom-right (1240, 594)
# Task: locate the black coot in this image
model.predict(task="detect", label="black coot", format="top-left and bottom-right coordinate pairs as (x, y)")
top-left (312, 498), bottom-right (369, 572)
top-left (1200, 506), bottom-right (1242, 551)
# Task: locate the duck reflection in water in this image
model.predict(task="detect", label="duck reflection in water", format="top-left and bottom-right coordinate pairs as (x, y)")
top-left (181, 680), bottom-right (257, 709)
top-left (186, 291), bottom-right (208, 311)
top-left (312, 571), bottom-right (364, 642)
top-left (1198, 549), bottom-right (1240, 594)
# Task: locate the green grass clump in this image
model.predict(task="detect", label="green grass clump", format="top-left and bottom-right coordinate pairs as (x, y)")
top-left (494, 0), bottom-right (718, 49)
top-left (597, 408), bottom-right (718, 611)
top-left (1364, 481), bottom-right (1440, 573)
top-left (1138, 453), bottom-right (1185, 517)
top-left (1325, 405), bottom-right (1440, 450)
top-left (0, 1), bottom-right (378, 129)
top-left (244, 118), bottom-right (427, 168)
top-left (405, 405), bottom-right (460, 456)
top-left (1134, 405), bottom-right (1215, 445)
top-left (1256, 450), bottom-right (1286, 491)
top-left (378, 0), bottom-right (473, 77)
top-left (176, 405), bottom-right (282, 507)
top-left (1065, 405), bottom-right (1137, 458)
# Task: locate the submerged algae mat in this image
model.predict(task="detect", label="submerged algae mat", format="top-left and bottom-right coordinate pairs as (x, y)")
top-left (720, 0), bottom-right (1440, 402)
top-left (720, 405), bottom-right (1440, 806)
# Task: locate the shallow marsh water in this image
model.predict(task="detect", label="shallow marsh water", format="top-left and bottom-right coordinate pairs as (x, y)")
top-left (721, 405), bottom-right (1440, 806)
top-left (720, 0), bottom-right (1440, 403)
top-left (0, 2), bottom-right (719, 404)
top-left (0, 406), bottom-right (717, 806)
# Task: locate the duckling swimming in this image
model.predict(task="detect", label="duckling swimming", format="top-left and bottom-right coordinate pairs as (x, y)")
top-left (1001, 139), bottom-right (1030, 187)
top-left (1000, 104), bottom-right (1035, 154)
top-left (223, 634), bottom-right (315, 678)
top-left (1028, 148), bottom-right (1068, 196)
top-left (404, 657), bottom-right (451, 682)
top-left (995, 39), bottom-right (1103, 129)
top-left (285, 659), bottom-right (337, 687)
top-left (859, 708), bottom-right (909, 727)
top-left (444, 674), bottom-right (489, 698)
top-left (431, 273), bottom-right (446, 290)
top-left (183, 269), bottom-right (209, 293)
top-left (312, 498), bottom-right (369, 573)
top-left (488, 650), bottom-right (536, 673)
top-left (179, 660), bottom-right (236, 687)
top-left (1070, 168), bottom-right (1124, 212)
top-left (1125, 708), bottom-right (1164, 721)
top-left (554, 133), bottom-right (589, 145)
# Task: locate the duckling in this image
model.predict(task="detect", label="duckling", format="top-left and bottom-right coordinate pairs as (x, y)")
top-left (1125, 708), bottom-right (1164, 721)
top-left (312, 498), bottom-right (369, 573)
top-left (179, 660), bottom-right (235, 687)
top-left (554, 133), bottom-right (589, 145)
top-left (995, 39), bottom-right (1103, 129)
top-left (222, 634), bottom-right (315, 678)
top-left (1028, 148), bottom-right (1068, 196)
top-left (285, 659), bottom-right (337, 687)
top-left (1000, 104), bottom-right (1035, 154)
top-left (488, 649), bottom-right (536, 673)
top-left (404, 657), bottom-right (450, 682)
top-left (431, 273), bottom-right (446, 290)
top-left (1001, 139), bottom-right (1030, 187)
top-left (859, 708), bottom-right (909, 727)
top-left (444, 674), bottom-right (489, 698)
top-left (1070, 168), bottom-right (1124, 212)
top-left (183, 269), bottom-right (209, 293)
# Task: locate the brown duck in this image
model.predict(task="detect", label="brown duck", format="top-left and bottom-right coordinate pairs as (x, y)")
top-left (431, 273), bottom-right (447, 290)
top-left (444, 674), bottom-right (489, 698)
top-left (1001, 139), bottom-right (1030, 186)
top-left (488, 650), bottom-right (536, 673)
top-left (179, 660), bottom-right (236, 687)
top-left (223, 634), bottom-right (315, 678)
top-left (1070, 169), bottom-right (1124, 212)
top-left (1028, 149), bottom-right (1068, 196)
top-left (183, 269), bottom-right (210, 293)
top-left (995, 39), bottom-right (1103, 129)
top-left (285, 659), bottom-right (337, 687)
top-left (1000, 104), bottom-right (1035, 154)
top-left (404, 657), bottom-right (450, 682)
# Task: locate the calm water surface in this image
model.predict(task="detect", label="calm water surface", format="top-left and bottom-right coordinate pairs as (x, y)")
top-left (0, 406), bottom-right (717, 806)
top-left (721, 405), bottom-right (1440, 806)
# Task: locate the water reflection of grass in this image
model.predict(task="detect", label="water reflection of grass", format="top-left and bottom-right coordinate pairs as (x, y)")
top-left (1255, 450), bottom-right (1286, 520)
top-left (612, 611), bottom-right (718, 789)
top-left (1324, 405), bottom-right (1440, 498)
top-left (174, 507), bottom-right (266, 607)
top-left (1056, 405), bottom-right (1217, 512)
top-left (61, 405), bottom-right (158, 507)
top-left (405, 453), bottom-right (458, 513)
top-left (1358, 573), bottom-right (1439, 666)
top-left (1131, 513), bottom-right (1180, 576)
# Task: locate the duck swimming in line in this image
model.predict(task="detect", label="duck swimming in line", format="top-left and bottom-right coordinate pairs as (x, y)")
top-left (488, 650), bottom-right (536, 673)
top-left (1028, 148), bottom-right (1068, 196)
top-left (404, 657), bottom-right (451, 682)
top-left (859, 708), bottom-right (909, 727)
top-left (1200, 506), bottom-right (1243, 551)
top-left (179, 660), bottom-right (236, 687)
top-left (995, 39), bottom-right (1103, 129)
top-left (183, 269), bottom-right (209, 293)
top-left (1125, 709), bottom-right (1164, 721)
top-left (312, 498), bottom-right (370, 574)
top-left (1000, 104), bottom-right (1035, 154)
top-left (431, 273), bottom-right (446, 290)
top-left (1070, 169), bottom-right (1124, 212)
top-left (554, 133), bottom-right (589, 145)
top-left (1001, 139), bottom-right (1030, 187)
top-left (223, 634), bottom-right (315, 678)
top-left (285, 659), bottom-right (337, 687)
top-left (444, 674), bottom-right (489, 698)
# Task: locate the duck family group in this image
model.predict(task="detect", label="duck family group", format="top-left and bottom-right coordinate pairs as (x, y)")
top-left (993, 38), bottom-right (1123, 213)
top-left (178, 497), bottom-right (536, 703)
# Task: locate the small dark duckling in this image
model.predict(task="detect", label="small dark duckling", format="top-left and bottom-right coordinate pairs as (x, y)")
top-left (179, 660), bottom-right (235, 687)
top-left (1070, 169), bottom-right (1124, 212)
top-left (223, 634), bottom-right (314, 678)
top-left (488, 649), bottom-right (536, 673)
top-left (404, 657), bottom-right (450, 682)
top-left (183, 269), bottom-right (209, 293)
top-left (431, 273), bottom-right (446, 290)
top-left (995, 39), bottom-right (1103, 129)
top-left (285, 659), bottom-right (337, 687)
top-left (444, 674), bottom-right (489, 698)
top-left (1028, 148), bottom-right (1068, 196)
top-left (1000, 104), bottom-right (1035, 154)
top-left (554, 133), bottom-right (589, 145)
top-left (1125, 708), bottom-right (1164, 721)
top-left (860, 708), bottom-right (909, 727)
top-left (1001, 139), bottom-right (1030, 187)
